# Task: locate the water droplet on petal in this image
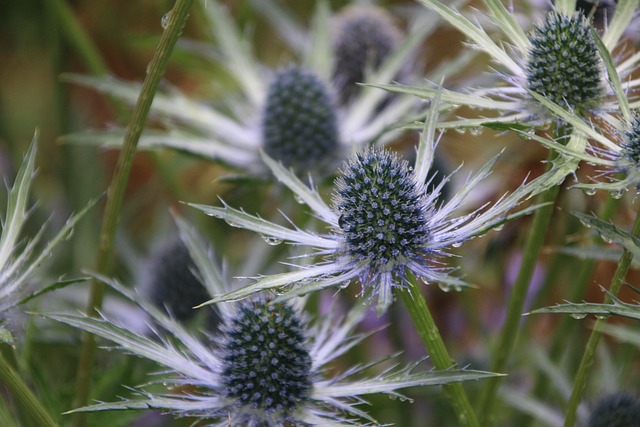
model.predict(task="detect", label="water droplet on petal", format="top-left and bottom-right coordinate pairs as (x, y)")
top-left (610, 189), bottom-right (625, 199)
top-left (584, 188), bottom-right (597, 196)
top-left (570, 313), bottom-right (587, 320)
top-left (451, 242), bottom-right (463, 248)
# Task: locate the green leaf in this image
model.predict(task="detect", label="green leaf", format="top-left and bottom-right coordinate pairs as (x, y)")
top-left (482, 0), bottom-right (531, 52)
top-left (572, 211), bottom-right (640, 260)
top-left (592, 28), bottom-right (631, 122)
top-left (18, 277), bottom-right (89, 306)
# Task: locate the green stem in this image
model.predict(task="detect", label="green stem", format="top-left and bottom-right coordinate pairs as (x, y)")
top-left (71, 2), bottom-right (195, 426)
top-left (518, 195), bottom-right (619, 427)
top-left (563, 204), bottom-right (640, 427)
top-left (397, 272), bottom-right (480, 427)
top-left (0, 352), bottom-right (57, 427)
top-left (478, 154), bottom-right (562, 425)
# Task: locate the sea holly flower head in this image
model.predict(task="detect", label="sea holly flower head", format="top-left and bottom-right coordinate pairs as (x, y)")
top-left (332, 4), bottom-right (403, 104)
top-left (262, 66), bottom-right (340, 174)
top-left (526, 10), bottom-right (603, 116)
top-left (145, 239), bottom-right (210, 323)
top-left (334, 149), bottom-right (431, 278)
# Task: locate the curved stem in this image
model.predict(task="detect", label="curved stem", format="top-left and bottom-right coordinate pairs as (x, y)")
top-left (478, 151), bottom-right (562, 425)
top-left (563, 205), bottom-right (640, 427)
top-left (0, 351), bottom-right (57, 427)
top-left (397, 271), bottom-right (480, 427)
top-left (71, 1), bottom-right (195, 426)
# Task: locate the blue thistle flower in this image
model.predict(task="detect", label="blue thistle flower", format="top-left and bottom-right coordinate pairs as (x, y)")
top-left (588, 392), bottom-right (640, 427)
top-left (221, 299), bottom-right (312, 420)
top-left (146, 239), bottom-right (211, 323)
top-left (335, 149), bottom-right (430, 276)
top-left (526, 11), bottom-right (603, 116)
top-left (262, 67), bottom-right (339, 173)
top-left (332, 5), bottom-right (402, 104)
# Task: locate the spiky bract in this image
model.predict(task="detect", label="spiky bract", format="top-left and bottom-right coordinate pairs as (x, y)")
top-left (262, 67), bottom-right (339, 173)
top-left (526, 11), bottom-right (602, 116)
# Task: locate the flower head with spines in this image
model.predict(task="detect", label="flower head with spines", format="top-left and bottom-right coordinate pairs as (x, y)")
top-left (526, 11), bottom-right (603, 116)
top-left (335, 149), bottom-right (431, 276)
top-left (44, 234), bottom-right (499, 426)
top-left (332, 4), bottom-right (402, 104)
top-left (191, 92), bottom-right (545, 314)
top-left (262, 66), bottom-right (339, 173)
top-left (221, 299), bottom-right (312, 421)
top-left (146, 239), bottom-right (210, 323)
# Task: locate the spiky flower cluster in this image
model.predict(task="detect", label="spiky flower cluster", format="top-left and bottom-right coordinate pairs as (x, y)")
top-left (335, 149), bottom-right (430, 274)
top-left (588, 392), bottom-right (640, 427)
top-left (262, 67), bottom-right (339, 173)
top-left (148, 240), bottom-right (209, 322)
top-left (526, 11), bottom-right (602, 115)
top-left (620, 115), bottom-right (640, 171)
top-left (221, 299), bottom-right (312, 421)
top-left (332, 5), bottom-right (402, 104)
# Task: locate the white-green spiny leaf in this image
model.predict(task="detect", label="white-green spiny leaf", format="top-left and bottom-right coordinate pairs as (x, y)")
top-left (572, 211), bottom-right (640, 260)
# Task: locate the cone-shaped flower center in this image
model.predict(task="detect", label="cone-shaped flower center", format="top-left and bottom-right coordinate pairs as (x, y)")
top-left (621, 116), bottom-right (640, 170)
top-left (332, 5), bottom-right (401, 104)
top-left (335, 149), bottom-right (429, 271)
top-left (148, 240), bottom-right (209, 322)
top-left (262, 67), bottom-right (339, 172)
top-left (526, 11), bottom-right (602, 115)
top-left (221, 300), bottom-right (312, 417)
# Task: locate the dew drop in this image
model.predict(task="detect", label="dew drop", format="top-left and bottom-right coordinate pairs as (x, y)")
top-left (583, 188), bottom-right (597, 196)
top-left (161, 11), bottom-right (172, 29)
top-left (469, 127), bottom-right (484, 136)
top-left (579, 219), bottom-right (591, 229)
top-left (270, 284), bottom-right (294, 295)
top-left (570, 313), bottom-right (587, 320)
top-left (609, 189), bottom-right (625, 199)
top-left (438, 283), bottom-right (451, 293)
top-left (261, 235), bottom-right (283, 246)
top-left (594, 315), bottom-right (607, 320)
top-left (493, 224), bottom-right (504, 231)
top-left (224, 219), bottom-right (243, 228)
top-left (454, 127), bottom-right (467, 135)
top-left (599, 234), bottom-right (614, 244)
top-left (451, 242), bottom-right (463, 248)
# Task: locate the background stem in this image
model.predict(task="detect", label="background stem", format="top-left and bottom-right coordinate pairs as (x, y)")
top-left (0, 352), bottom-right (57, 427)
top-left (71, 1), bottom-right (195, 426)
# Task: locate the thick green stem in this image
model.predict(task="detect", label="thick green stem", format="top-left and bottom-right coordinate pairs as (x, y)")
top-left (71, 2), bottom-right (195, 426)
top-left (563, 205), bottom-right (640, 427)
top-left (397, 272), bottom-right (480, 427)
top-left (0, 352), bottom-right (57, 427)
top-left (478, 155), bottom-right (562, 425)
top-left (518, 195), bottom-right (619, 427)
